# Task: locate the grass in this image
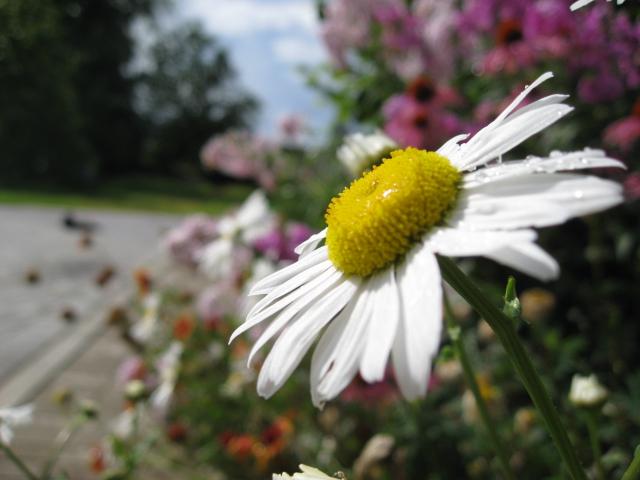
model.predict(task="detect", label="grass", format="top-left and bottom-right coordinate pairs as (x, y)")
top-left (0, 176), bottom-right (253, 215)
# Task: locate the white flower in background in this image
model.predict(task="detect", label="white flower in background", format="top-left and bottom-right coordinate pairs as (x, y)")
top-left (112, 407), bottom-right (136, 439)
top-left (274, 465), bottom-right (344, 479)
top-left (199, 190), bottom-right (274, 279)
top-left (131, 293), bottom-right (161, 343)
top-left (570, 0), bottom-right (625, 11)
top-left (231, 72), bottom-right (624, 407)
top-left (151, 342), bottom-right (183, 413)
top-left (0, 404), bottom-right (33, 444)
top-left (337, 131), bottom-right (397, 176)
top-left (569, 374), bottom-right (608, 407)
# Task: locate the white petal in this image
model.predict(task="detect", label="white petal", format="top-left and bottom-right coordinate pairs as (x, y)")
top-left (451, 174), bottom-right (623, 231)
top-left (359, 268), bottom-right (399, 382)
top-left (463, 149), bottom-right (625, 189)
top-left (458, 103), bottom-right (573, 171)
top-left (249, 246), bottom-right (329, 295)
top-left (247, 260), bottom-right (332, 318)
top-left (294, 228), bottom-right (327, 258)
top-left (483, 242), bottom-right (560, 281)
top-left (392, 246), bottom-right (442, 400)
top-left (310, 285), bottom-right (372, 407)
top-left (256, 278), bottom-right (360, 398)
top-left (425, 228), bottom-right (537, 256)
top-left (230, 266), bottom-right (341, 343)
top-left (436, 133), bottom-right (469, 164)
top-left (198, 238), bottom-right (234, 279)
top-left (247, 270), bottom-right (353, 365)
top-left (0, 424), bottom-right (13, 445)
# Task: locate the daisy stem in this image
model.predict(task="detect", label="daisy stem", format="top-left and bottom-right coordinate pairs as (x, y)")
top-left (437, 256), bottom-right (587, 480)
top-left (584, 411), bottom-right (605, 480)
top-left (0, 441), bottom-right (39, 480)
top-left (443, 293), bottom-right (515, 480)
top-left (621, 447), bottom-right (640, 480)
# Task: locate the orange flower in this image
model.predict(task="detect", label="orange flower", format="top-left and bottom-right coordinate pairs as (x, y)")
top-left (133, 268), bottom-right (153, 296)
top-left (173, 313), bottom-right (195, 341)
top-left (88, 445), bottom-right (107, 473)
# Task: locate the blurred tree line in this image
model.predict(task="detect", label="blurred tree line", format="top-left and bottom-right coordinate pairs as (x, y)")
top-left (0, 0), bottom-right (257, 185)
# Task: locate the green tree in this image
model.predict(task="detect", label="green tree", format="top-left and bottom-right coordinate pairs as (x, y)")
top-left (136, 22), bottom-right (258, 174)
top-left (0, 0), bottom-right (95, 184)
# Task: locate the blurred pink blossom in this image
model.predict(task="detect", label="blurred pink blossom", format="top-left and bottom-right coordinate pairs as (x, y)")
top-left (253, 222), bottom-right (313, 262)
top-left (624, 173), bottom-right (640, 200)
top-left (383, 77), bottom-right (465, 149)
top-left (604, 106), bottom-right (640, 153)
top-left (164, 215), bottom-right (217, 268)
top-left (116, 356), bottom-right (147, 387)
top-left (200, 131), bottom-right (275, 190)
top-left (196, 278), bottom-right (241, 330)
top-left (321, 0), bottom-right (375, 67)
top-left (278, 114), bottom-right (306, 144)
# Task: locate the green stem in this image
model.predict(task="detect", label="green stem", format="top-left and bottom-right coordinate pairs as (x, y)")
top-left (585, 411), bottom-right (605, 480)
top-left (437, 256), bottom-right (587, 480)
top-left (41, 415), bottom-right (85, 479)
top-left (443, 294), bottom-right (515, 480)
top-left (621, 448), bottom-right (640, 480)
top-left (0, 441), bottom-right (39, 480)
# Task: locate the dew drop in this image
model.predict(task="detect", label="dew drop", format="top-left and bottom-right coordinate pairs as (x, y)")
top-left (573, 190), bottom-right (584, 199)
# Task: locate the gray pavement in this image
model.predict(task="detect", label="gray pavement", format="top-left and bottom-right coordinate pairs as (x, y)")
top-left (0, 205), bottom-right (183, 385)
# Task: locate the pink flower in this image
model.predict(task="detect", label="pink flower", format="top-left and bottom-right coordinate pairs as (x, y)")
top-left (253, 222), bottom-right (313, 262)
top-left (458, 0), bottom-right (576, 75)
top-left (164, 215), bottom-right (217, 267)
top-left (196, 279), bottom-right (240, 330)
top-left (116, 357), bottom-right (147, 387)
top-left (278, 114), bottom-right (305, 143)
top-left (383, 77), bottom-right (465, 149)
top-left (321, 0), bottom-right (375, 68)
top-left (200, 131), bottom-right (275, 190)
top-left (624, 173), bottom-right (640, 200)
top-left (604, 103), bottom-right (640, 152)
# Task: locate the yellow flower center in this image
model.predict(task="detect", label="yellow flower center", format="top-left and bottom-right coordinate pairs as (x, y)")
top-left (325, 148), bottom-right (461, 277)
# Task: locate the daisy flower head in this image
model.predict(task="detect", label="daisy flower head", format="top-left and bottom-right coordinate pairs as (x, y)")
top-left (274, 465), bottom-right (345, 479)
top-left (0, 404), bottom-right (33, 445)
top-left (231, 72), bottom-right (624, 408)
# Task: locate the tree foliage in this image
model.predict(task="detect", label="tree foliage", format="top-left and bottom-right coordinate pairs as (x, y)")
top-left (0, 0), bottom-right (257, 185)
top-left (136, 23), bottom-right (258, 174)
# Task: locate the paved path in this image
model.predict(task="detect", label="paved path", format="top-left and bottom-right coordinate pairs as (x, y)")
top-left (0, 206), bottom-right (182, 384)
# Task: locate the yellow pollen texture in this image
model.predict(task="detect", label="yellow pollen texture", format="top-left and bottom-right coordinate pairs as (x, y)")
top-left (325, 148), bottom-right (460, 277)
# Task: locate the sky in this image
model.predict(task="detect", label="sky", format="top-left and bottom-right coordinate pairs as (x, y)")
top-left (148, 0), bottom-right (333, 138)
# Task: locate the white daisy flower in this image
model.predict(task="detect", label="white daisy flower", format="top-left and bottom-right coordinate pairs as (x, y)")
top-left (199, 190), bottom-right (274, 279)
top-left (569, 374), bottom-right (608, 407)
top-left (150, 342), bottom-right (183, 413)
top-left (231, 72), bottom-right (624, 407)
top-left (570, 0), bottom-right (625, 11)
top-left (274, 464), bottom-right (344, 479)
top-left (337, 131), bottom-right (398, 176)
top-left (0, 404), bottom-right (33, 445)
top-left (131, 293), bottom-right (161, 343)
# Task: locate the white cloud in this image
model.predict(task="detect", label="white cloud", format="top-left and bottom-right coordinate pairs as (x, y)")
top-left (272, 35), bottom-right (326, 65)
top-left (180, 0), bottom-right (318, 37)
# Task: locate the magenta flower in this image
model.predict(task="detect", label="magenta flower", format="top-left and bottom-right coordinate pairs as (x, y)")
top-left (383, 77), bottom-right (464, 149)
top-left (604, 106), bottom-right (640, 153)
top-left (253, 222), bottom-right (313, 262)
top-left (624, 173), bottom-right (640, 200)
top-left (458, 0), bottom-right (575, 74)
